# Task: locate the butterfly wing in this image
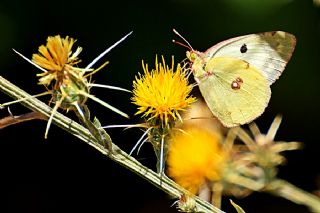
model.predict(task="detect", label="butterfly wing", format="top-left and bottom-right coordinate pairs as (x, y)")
top-left (196, 57), bottom-right (271, 127)
top-left (204, 31), bottom-right (296, 85)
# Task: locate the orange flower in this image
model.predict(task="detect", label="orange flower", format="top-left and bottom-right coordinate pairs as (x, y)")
top-left (32, 35), bottom-right (82, 85)
top-left (167, 126), bottom-right (226, 194)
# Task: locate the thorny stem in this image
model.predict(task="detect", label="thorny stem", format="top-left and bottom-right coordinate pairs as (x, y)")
top-left (3, 76), bottom-right (319, 212)
top-left (0, 76), bottom-right (223, 213)
top-left (0, 111), bottom-right (46, 129)
top-left (266, 179), bottom-right (320, 213)
top-left (74, 104), bottom-right (113, 151)
top-left (227, 173), bottom-right (320, 212)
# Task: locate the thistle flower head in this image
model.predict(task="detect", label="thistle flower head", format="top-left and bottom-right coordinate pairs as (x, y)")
top-left (174, 194), bottom-right (197, 212)
top-left (7, 33), bottom-right (131, 139)
top-left (32, 35), bottom-right (83, 86)
top-left (52, 76), bottom-right (89, 111)
top-left (220, 116), bottom-right (302, 197)
top-left (132, 56), bottom-right (196, 126)
top-left (167, 126), bottom-right (226, 194)
top-left (235, 115), bottom-right (302, 171)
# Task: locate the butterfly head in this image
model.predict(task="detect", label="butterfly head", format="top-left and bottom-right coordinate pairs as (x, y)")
top-left (186, 50), bottom-right (201, 63)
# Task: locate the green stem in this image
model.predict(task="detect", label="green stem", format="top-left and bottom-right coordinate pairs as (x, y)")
top-left (0, 76), bottom-right (223, 213)
top-left (266, 179), bottom-right (320, 213)
top-left (226, 172), bottom-right (320, 212)
top-left (74, 104), bottom-right (113, 151)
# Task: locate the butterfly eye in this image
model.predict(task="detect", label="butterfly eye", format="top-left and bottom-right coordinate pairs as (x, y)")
top-left (187, 51), bottom-right (198, 62)
top-left (240, 44), bottom-right (247, 53)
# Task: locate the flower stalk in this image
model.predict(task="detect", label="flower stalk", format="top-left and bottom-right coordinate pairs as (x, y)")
top-left (131, 56), bottom-right (196, 174)
top-left (267, 179), bottom-right (320, 213)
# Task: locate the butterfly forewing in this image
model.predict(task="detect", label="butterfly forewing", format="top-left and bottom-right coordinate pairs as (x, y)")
top-left (205, 31), bottom-right (296, 85)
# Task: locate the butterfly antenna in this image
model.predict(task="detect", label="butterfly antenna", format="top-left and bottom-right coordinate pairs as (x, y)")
top-left (172, 29), bottom-right (193, 50)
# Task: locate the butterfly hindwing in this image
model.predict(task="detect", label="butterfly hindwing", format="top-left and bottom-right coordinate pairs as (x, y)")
top-left (196, 57), bottom-right (271, 127)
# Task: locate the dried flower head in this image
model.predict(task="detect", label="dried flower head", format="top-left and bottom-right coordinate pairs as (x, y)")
top-left (7, 33), bottom-right (132, 139)
top-left (174, 194), bottom-right (197, 212)
top-left (167, 126), bottom-right (226, 194)
top-left (220, 115), bottom-right (302, 197)
top-left (132, 56), bottom-right (196, 127)
top-left (32, 35), bottom-right (83, 86)
top-left (235, 115), bottom-right (301, 175)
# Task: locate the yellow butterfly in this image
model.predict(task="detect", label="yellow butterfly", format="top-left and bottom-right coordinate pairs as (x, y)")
top-left (174, 30), bottom-right (296, 127)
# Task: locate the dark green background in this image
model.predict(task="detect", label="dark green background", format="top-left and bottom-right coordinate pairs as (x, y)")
top-left (1, 0), bottom-right (319, 212)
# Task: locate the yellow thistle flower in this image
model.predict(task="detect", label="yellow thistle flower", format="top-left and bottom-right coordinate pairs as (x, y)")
top-left (167, 126), bottom-right (226, 194)
top-left (32, 35), bottom-right (82, 85)
top-left (6, 33), bottom-right (132, 140)
top-left (132, 56), bottom-right (196, 126)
